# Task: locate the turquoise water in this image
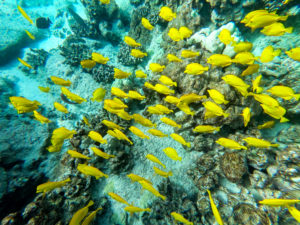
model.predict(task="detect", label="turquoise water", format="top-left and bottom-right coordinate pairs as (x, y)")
top-left (0, 0), bottom-right (300, 224)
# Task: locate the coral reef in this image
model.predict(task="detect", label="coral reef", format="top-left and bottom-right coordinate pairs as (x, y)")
top-left (91, 64), bottom-right (115, 84)
top-left (20, 48), bottom-right (49, 73)
top-left (117, 43), bottom-right (144, 66)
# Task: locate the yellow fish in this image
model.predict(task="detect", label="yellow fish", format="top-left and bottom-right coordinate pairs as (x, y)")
top-left (260, 46), bottom-right (281, 63)
top-left (171, 212), bottom-right (193, 225)
top-left (147, 106), bottom-right (164, 115)
top-left (163, 147), bottom-right (182, 161)
top-left (25, 30), bottom-right (35, 40)
top-left (176, 102), bottom-right (195, 116)
top-left (218, 28), bottom-right (234, 45)
top-left (257, 120), bottom-right (275, 129)
top-left (80, 59), bottom-right (96, 69)
top-left (113, 129), bottom-right (133, 145)
top-left (153, 166), bottom-right (173, 178)
top-left (138, 180), bottom-right (166, 200)
top-left (267, 85), bottom-right (300, 101)
top-left (241, 64), bottom-right (259, 77)
top-left (193, 125), bottom-right (220, 133)
top-left (160, 117), bottom-right (181, 128)
top-left (207, 54), bottom-right (232, 67)
top-left (127, 90), bottom-right (146, 100)
top-left (92, 52), bottom-right (109, 64)
top-left (99, 0), bottom-right (110, 4)
top-left (48, 127), bottom-right (76, 150)
top-left (124, 36), bottom-right (141, 47)
top-left (159, 75), bottom-right (177, 87)
top-left (77, 164), bottom-right (108, 179)
top-left (17, 5), bottom-right (33, 24)
top-left (18, 57), bottom-right (33, 69)
top-left (285, 47), bottom-right (300, 62)
top-left (9, 96), bottom-right (40, 114)
top-left (51, 76), bottom-right (71, 86)
top-left (283, 0), bottom-right (292, 4)
top-left (184, 63), bottom-right (209, 75)
top-left (248, 93), bottom-right (279, 107)
top-left (259, 199), bottom-right (300, 206)
top-left (178, 93), bottom-right (207, 105)
top-left (149, 63), bottom-right (165, 72)
top-left (232, 52), bottom-right (258, 65)
top-left (129, 126), bottom-right (150, 139)
top-left (207, 190), bottom-right (224, 225)
top-left (241, 9), bottom-right (271, 24)
top-left (67, 150), bottom-right (91, 160)
top-left (203, 101), bottom-right (229, 119)
top-left (261, 22), bottom-right (293, 36)
top-left (232, 41), bottom-right (253, 53)
top-left (102, 120), bottom-right (124, 130)
top-left (124, 206), bottom-right (151, 215)
top-left (88, 131), bottom-right (107, 144)
top-left (252, 75), bottom-right (263, 93)
top-left (153, 83), bottom-right (175, 95)
top-left (104, 98), bottom-right (128, 109)
top-left (135, 70), bottom-right (147, 78)
top-left (91, 147), bottom-right (115, 159)
top-left (260, 104), bottom-right (289, 123)
top-left (131, 49), bottom-right (147, 58)
top-left (181, 50), bottom-right (199, 58)
top-left (91, 87), bottom-right (106, 102)
top-left (141, 17), bottom-right (154, 30)
top-left (164, 96), bottom-right (180, 105)
top-left (69, 200), bottom-right (94, 225)
top-left (54, 102), bottom-right (68, 113)
top-left (168, 28), bottom-right (181, 42)
top-left (38, 86), bottom-right (50, 93)
top-left (167, 54), bottom-right (182, 62)
top-left (286, 205), bottom-right (300, 223)
top-left (82, 116), bottom-right (90, 127)
top-left (111, 87), bottom-right (128, 98)
top-left (146, 154), bottom-right (166, 168)
top-left (61, 87), bottom-right (87, 104)
top-left (36, 178), bottom-right (71, 194)
top-left (170, 133), bottom-right (191, 147)
top-left (148, 129), bottom-right (168, 137)
top-left (246, 13), bottom-right (288, 31)
top-left (132, 114), bottom-right (156, 127)
top-left (155, 104), bottom-right (173, 114)
top-left (222, 75), bottom-right (250, 97)
top-left (208, 89), bottom-right (229, 104)
top-left (179, 26), bottom-right (193, 39)
top-left (81, 208), bottom-right (102, 225)
top-left (216, 137), bottom-right (247, 150)
top-left (127, 173), bottom-right (152, 184)
top-left (114, 68), bottom-right (131, 79)
top-left (243, 137), bottom-right (279, 148)
top-left (33, 110), bottom-right (51, 124)
top-left (241, 107), bottom-right (251, 127)
top-left (159, 6), bottom-right (176, 22)
top-left (108, 192), bottom-right (130, 205)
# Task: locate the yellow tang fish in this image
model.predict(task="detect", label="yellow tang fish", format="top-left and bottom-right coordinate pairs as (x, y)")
top-left (178, 93), bottom-right (207, 105)
top-left (267, 85), bottom-right (300, 101)
top-left (232, 52), bottom-right (258, 65)
top-left (232, 41), bottom-right (253, 53)
top-left (69, 200), bottom-right (94, 225)
top-left (18, 57), bottom-right (33, 69)
top-left (131, 49), bottom-right (147, 58)
top-left (285, 47), bottom-right (300, 62)
top-left (222, 75), bottom-right (250, 97)
top-left (203, 101), bottom-right (229, 119)
top-left (92, 52), bottom-right (109, 64)
top-left (208, 89), bottom-right (229, 105)
top-left (261, 22), bottom-right (293, 36)
top-left (179, 26), bottom-right (193, 39)
top-left (17, 5), bottom-right (33, 24)
top-left (168, 28), bottom-right (181, 42)
top-left (149, 63), bottom-right (165, 72)
top-left (51, 76), bottom-right (72, 86)
top-left (80, 59), bottom-right (96, 69)
top-left (257, 120), bottom-right (275, 129)
top-left (181, 50), bottom-right (199, 58)
top-left (104, 98), bottom-right (128, 109)
top-left (114, 68), bottom-right (131, 79)
top-left (91, 87), bottom-right (106, 102)
top-left (193, 125), bottom-right (220, 133)
top-left (99, 0), bottom-right (110, 4)
top-left (124, 206), bottom-right (151, 215)
top-left (286, 205), bottom-right (300, 223)
top-left (164, 96), bottom-right (180, 105)
top-left (146, 154), bottom-right (166, 168)
top-left (215, 137), bottom-right (247, 150)
top-left (170, 133), bottom-right (191, 147)
top-left (155, 104), bottom-right (173, 114)
top-left (148, 129), bottom-right (168, 137)
top-left (102, 120), bottom-right (124, 130)
top-left (241, 10), bottom-right (271, 24)
top-left (153, 166), bottom-right (173, 178)
top-left (207, 190), bottom-right (224, 225)
top-left (241, 64), bottom-right (259, 77)
top-left (111, 87), bottom-right (128, 98)
top-left (147, 106), bottom-right (165, 115)
top-left (54, 102), bottom-right (68, 113)
top-left (207, 54), bottom-right (232, 67)
top-left (243, 137), bottom-right (279, 148)
top-left (61, 87), bottom-right (87, 104)
top-left (163, 147), bottom-right (182, 161)
top-left (184, 63), bottom-right (209, 75)
top-left (37, 178), bottom-right (71, 194)
top-left (81, 208), bottom-right (102, 225)
top-left (248, 93), bottom-right (279, 107)
top-left (49, 127), bottom-right (76, 147)
top-left (218, 28), bottom-right (234, 45)
top-left (67, 150), bottom-right (91, 160)
top-left (88, 131), bottom-right (107, 144)
top-left (176, 102), bottom-right (195, 116)
top-left (38, 86), bottom-right (50, 93)
top-left (246, 14), bottom-right (288, 31)
top-left (138, 180), bottom-right (166, 200)
top-left (127, 173), bottom-right (152, 184)
top-left (260, 46), bottom-right (281, 63)
top-left (252, 75), bottom-right (263, 93)
top-left (135, 70), bottom-right (147, 78)
top-left (153, 83), bottom-right (174, 95)
top-left (33, 110), bottom-right (51, 124)
top-left (127, 90), bottom-right (146, 100)
top-left (82, 116), bottom-right (90, 126)
top-left (25, 30), bottom-right (35, 40)
top-left (159, 6), bottom-right (176, 22)
top-left (113, 129), bottom-right (133, 145)
top-left (124, 36), bottom-right (141, 47)
top-left (117, 109), bottom-right (132, 121)
top-left (171, 212), bottom-right (193, 225)
top-left (167, 54), bottom-right (182, 62)
top-left (77, 164), bottom-right (109, 179)
top-left (108, 192), bottom-right (130, 205)
top-left (141, 17), bottom-right (154, 30)
top-left (90, 147), bottom-right (115, 159)
top-left (132, 113), bottom-right (156, 128)
top-left (160, 117), bottom-right (181, 128)
top-left (9, 96), bottom-right (40, 114)
top-left (159, 75), bottom-right (177, 87)
top-left (129, 126), bottom-right (150, 139)
top-left (261, 104), bottom-right (289, 123)
top-left (241, 107), bottom-right (251, 127)
top-left (259, 199), bottom-right (300, 206)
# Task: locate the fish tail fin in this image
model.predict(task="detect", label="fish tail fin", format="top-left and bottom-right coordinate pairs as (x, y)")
top-left (178, 157), bottom-right (182, 161)
top-left (174, 82), bottom-right (178, 87)
top-left (169, 171), bottom-right (173, 176)
top-left (223, 113), bottom-right (230, 118)
top-left (274, 49), bottom-right (281, 57)
top-left (160, 195), bottom-right (167, 201)
top-left (87, 200), bottom-right (94, 207)
top-left (293, 94), bottom-right (300, 101)
top-left (186, 142), bottom-right (191, 148)
top-left (146, 208), bottom-right (151, 212)
top-left (285, 27), bottom-right (293, 33)
top-left (257, 87), bottom-right (264, 93)
top-left (177, 125), bottom-right (182, 128)
top-left (146, 136), bottom-right (150, 140)
top-left (271, 143), bottom-right (279, 147)
top-left (104, 174), bottom-right (109, 178)
top-left (280, 15), bottom-right (288, 21)
top-left (242, 146), bottom-right (248, 150)
top-left (162, 164), bottom-right (166, 169)
top-left (224, 99), bottom-right (229, 104)
top-left (280, 117), bottom-right (289, 123)
top-left (65, 177), bottom-right (71, 182)
top-left (95, 207), bottom-right (103, 212)
top-left (216, 127), bottom-right (220, 132)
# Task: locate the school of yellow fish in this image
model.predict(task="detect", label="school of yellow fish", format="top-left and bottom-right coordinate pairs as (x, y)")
top-left (11, 3), bottom-right (300, 225)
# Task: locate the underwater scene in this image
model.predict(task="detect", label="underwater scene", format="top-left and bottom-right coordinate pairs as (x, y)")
top-left (0, 0), bottom-right (300, 224)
